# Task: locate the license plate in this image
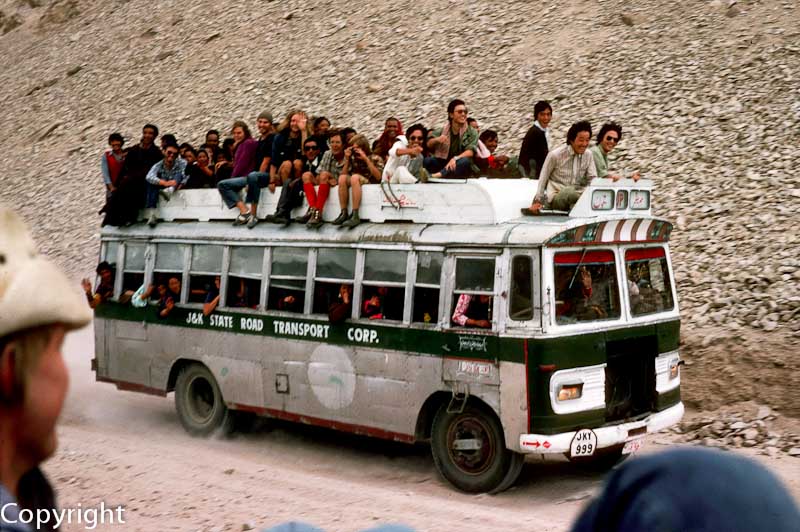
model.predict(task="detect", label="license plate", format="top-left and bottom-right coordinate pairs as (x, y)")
top-left (570, 429), bottom-right (598, 457)
top-left (622, 437), bottom-right (645, 455)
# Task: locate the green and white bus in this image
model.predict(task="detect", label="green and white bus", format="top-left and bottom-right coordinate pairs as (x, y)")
top-left (92, 178), bottom-right (683, 493)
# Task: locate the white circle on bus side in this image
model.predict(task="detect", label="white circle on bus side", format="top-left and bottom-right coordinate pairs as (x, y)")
top-left (308, 344), bottom-right (356, 410)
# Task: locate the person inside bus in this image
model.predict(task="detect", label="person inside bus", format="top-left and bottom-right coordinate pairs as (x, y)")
top-left (451, 294), bottom-right (492, 329)
top-left (273, 288), bottom-right (303, 313)
top-left (334, 134), bottom-right (384, 228)
top-left (156, 277), bottom-right (181, 319)
top-left (81, 261), bottom-right (115, 309)
top-left (382, 124), bottom-right (429, 184)
top-left (203, 276), bottom-right (221, 316)
top-left (562, 266), bottom-right (607, 321)
top-left (300, 130), bottom-right (344, 228)
top-left (362, 286), bottom-right (388, 320)
top-left (528, 120), bottom-right (597, 214)
top-left (424, 99), bottom-right (478, 179)
top-left (328, 284), bottom-right (353, 324)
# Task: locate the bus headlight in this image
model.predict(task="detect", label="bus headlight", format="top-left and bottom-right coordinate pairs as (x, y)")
top-left (557, 383), bottom-right (584, 402)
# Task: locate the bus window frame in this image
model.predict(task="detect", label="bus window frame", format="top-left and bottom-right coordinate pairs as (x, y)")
top-left (358, 248), bottom-right (410, 325)
top-left (506, 248), bottom-right (541, 329)
top-left (222, 245), bottom-right (265, 312)
top-left (266, 245), bottom-right (310, 315)
top-left (152, 242), bottom-right (190, 304)
top-left (545, 246), bottom-right (626, 331)
top-left (188, 244), bottom-right (225, 307)
top-left (408, 248), bottom-right (445, 328)
top-left (118, 240), bottom-right (148, 301)
top-left (619, 243), bottom-right (679, 322)
top-left (444, 251), bottom-right (501, 333)
top-left (310, 246), bottom-right (358, 318)
top-left (101, 240), bottom-right (123, 299)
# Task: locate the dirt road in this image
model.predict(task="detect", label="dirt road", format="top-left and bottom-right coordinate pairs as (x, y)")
top-left (44, 326), bottom-right (800, 532)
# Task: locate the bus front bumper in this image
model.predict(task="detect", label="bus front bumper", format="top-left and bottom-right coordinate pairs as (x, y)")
top-left (518, 402), bottom-right (684, 454)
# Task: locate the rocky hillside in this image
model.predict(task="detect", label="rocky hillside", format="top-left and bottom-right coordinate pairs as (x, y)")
top-left (2, 1), bottom-right (798, 412)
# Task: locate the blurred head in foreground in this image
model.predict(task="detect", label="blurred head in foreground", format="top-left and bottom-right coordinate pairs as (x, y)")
top-left (571, 447), bottom-right (800, 532)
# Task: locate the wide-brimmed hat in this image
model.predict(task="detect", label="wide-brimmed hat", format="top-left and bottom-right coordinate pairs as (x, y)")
top-left (0, 206), bottom-right (92, 338)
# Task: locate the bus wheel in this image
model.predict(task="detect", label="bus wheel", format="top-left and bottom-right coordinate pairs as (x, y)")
top-left (568, 445), bottom-right (628, 472)
top-left (431, 404), bottom-right (523, 493)
top-left (175, 364), bottom-right (232, 436)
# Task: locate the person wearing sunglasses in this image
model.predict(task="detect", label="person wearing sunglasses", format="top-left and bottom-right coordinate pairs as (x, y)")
top-left (424, 98), bottom-right (478, 179)
top-left (590, 122), bottom-right (640, 182)
top-left (265, 138), bottom-right (323, 226)
top-left (143, 140), bottom-right (187, 227)
top-left (382, 123), bottom-right (429, 184)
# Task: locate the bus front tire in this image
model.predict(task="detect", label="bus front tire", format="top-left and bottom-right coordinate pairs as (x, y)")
top-left (175, 364), bottom-right (233, 436)
top-left (430, 403), bottom-right (524, 493)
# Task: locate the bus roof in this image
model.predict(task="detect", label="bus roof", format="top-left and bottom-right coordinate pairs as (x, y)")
top-left (145, 178), bottom-right (656, 227)
top-left (101, 213), bottom-right (673, 248)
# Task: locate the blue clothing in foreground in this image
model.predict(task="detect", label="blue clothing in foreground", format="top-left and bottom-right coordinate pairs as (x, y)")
top-left (0, 485), bottom-right (33, 532)
top-left (571, 447), bottom-right (800, 532)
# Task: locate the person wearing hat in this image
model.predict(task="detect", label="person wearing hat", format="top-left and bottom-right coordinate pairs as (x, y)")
top-left (81, 261), bottom-right (115, 309)
top-left (0, 206), bottom-right (92, 531)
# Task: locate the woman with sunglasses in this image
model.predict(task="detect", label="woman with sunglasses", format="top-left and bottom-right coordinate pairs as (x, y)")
top-left (590, 122), bottom-right (640, 182)
top-left (382, 124), bottom-right (429, 184)
top-left (424, 99), bottom-right (478, 179)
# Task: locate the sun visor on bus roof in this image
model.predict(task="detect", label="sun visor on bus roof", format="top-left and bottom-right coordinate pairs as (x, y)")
top-left (547, 219), bottom-right (673, 246)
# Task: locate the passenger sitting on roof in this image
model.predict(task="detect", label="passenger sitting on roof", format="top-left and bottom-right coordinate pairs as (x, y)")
top-left (475, 130), bottom-right (516, 178)
top-left (182, 148), bottom-right (216, 189)
top-left (333, 134), bottom-right (384, 229)
top-left (144, 140), bottom-right (187, 227)
top-left (312, 116), bottom-right (331, 154)
top-left (382, 124), bottom-right (429, 184)
top-left (372, 117), bottom-right (403, 162)
top-left (265, 137), bottom-right (322, 227)
top-left (529, 120), bottom-right (597, 214)
top-left (518, 100), bottom-right (553, 178)
top-left (590, 122), bottom-right (640, 182)
top-left (303, 130), bottom-right (347, 229)
top-left (424, 99), bottom-right (478, 179)
top-left (100, 132), bottom-right (125, 199)
top-left (452, 294), bottom-right (492, 329)
top-left (216, 119), bottom-right (261, 226)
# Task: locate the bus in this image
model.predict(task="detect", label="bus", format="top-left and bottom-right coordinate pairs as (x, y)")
top-left (92, 177), bottom-right (683, 493)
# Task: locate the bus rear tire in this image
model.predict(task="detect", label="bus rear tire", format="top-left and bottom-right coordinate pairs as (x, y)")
top-left (430, 403), bottom-right (523, 493)
top-left (175, 363), bottom-right (232, 436)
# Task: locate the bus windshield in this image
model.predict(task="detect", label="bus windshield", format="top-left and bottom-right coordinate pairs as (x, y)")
top-left (554, 250), bottom-right (620, 324)
top-left (625, 247), bottom-right (674, 316)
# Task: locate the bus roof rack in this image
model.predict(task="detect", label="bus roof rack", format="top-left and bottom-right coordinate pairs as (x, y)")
top-left (150, 178), bottom-right (654, 226)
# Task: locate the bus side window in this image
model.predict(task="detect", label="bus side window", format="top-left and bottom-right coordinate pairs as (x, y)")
top-left (509, 255), bottom-right (533, 321)
top-left (451, 257), bottom-right (495, 329)
top-left (228, 246), bottom-right (264, 309)
top-left (189, 245), bottom-right (223, 304)
top-left (361, 250), bottom-right (407, 321)
top-left (269, 247), bottom-right (307, 313)
top-left (413, 251), bottom-right (443, 324)
top-left (153, 243), bottom-right (187, 302)
top-left (121, 243), bottom-right (145, 295)
top-left (313, 248), bottom-right (356, 315)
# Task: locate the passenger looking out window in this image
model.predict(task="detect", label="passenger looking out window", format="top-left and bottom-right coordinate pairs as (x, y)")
top-left (625, 248), bottom-right (674, 316)
top-left (328, 284), bottom-right (353, 324)
top-left (452, 294), bottom-right (492, 329)
top-left (156, 277), bottom-right (181, 319)
top-left (203, 276), bottom-right (221, 316)
top-left (82, 261), bottom-right (115, 309)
